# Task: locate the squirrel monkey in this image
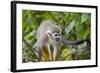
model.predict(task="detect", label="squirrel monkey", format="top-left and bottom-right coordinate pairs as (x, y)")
top-left (34, 20), bottom-right (62, 61)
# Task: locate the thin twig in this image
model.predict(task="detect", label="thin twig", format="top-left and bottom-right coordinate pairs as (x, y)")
top-left (23, 38), bottom-right (48, 61)
top-left (23, 38), bottom-right (40, 61)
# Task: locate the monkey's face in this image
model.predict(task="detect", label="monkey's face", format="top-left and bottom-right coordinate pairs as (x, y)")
top-left (48, 32), bottom-right (61, 46)
top-left (53, 32), bottom-right (61, 42)
top-left (46, 30), bottom-right (61, 45)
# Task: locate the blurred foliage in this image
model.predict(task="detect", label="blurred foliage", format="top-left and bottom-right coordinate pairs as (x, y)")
top-left (22, 10), bottom-right (91, 62)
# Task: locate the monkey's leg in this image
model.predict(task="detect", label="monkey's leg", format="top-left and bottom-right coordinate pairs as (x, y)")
top-left (48, 45), bottom-right (53, 61)
top-left (53, 47), bottom-right (58, 61)
top-left (53, 47), bottom-right (61, 61)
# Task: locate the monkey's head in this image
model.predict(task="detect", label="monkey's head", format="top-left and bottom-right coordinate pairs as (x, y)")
top-left (45, 25), bottom-right (62, 45)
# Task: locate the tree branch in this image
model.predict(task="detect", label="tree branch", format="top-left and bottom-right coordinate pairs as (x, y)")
top-left (23, 38), bottom-right (40, 61)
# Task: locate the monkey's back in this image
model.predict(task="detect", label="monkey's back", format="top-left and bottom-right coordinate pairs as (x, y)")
top-left (37, 20), bottom-right (56, 37)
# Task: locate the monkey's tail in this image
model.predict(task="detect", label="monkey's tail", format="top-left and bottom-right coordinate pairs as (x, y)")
top-left (63, 39), bottom-right (85, 45)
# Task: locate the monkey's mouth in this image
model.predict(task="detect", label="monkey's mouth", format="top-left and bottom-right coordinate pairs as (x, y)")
top-left (55, 38), bottom-right (60, 41)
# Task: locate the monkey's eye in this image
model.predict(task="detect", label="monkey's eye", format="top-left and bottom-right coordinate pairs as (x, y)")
top-left (55, 33), bottom-right (58, 36)
top-left (58, 33), bottom-right (60, 36)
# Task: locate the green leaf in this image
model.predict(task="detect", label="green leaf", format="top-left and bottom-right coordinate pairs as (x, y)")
top-left (65, 20), bottom-right (75, 34)
top-left (83, 28), bottom-right (90, 40)
top-left (62, 48), bottom-right (73, 60)
top-left (81, 13), bottom-right (89, 23)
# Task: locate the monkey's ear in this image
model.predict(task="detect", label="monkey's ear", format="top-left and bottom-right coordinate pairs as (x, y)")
top-left (45, 30), bottom-right (52, 35)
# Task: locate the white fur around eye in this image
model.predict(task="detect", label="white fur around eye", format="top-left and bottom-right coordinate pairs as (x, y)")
top-left (54, 33), bottom-right (58, 36)
top-left (54, 33), bottom-right (60, 37)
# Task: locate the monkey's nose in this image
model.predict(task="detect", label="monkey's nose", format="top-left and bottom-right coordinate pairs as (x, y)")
top-left (55, 38), bottom-right (59, 41)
